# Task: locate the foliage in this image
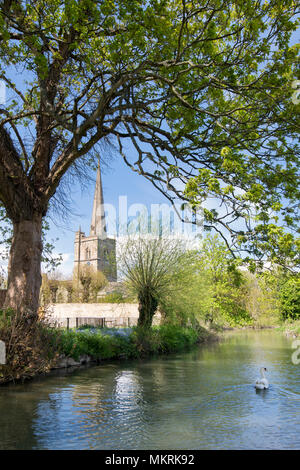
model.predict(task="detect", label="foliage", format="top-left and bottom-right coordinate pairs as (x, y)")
top-left (73, 265), bottom-right (108, 302)
top-left (57, 324), bottom-right (209, 361)
top-left (57, 327), bottom-right (138, 361)
top-left (196, 235), bottom-right (252, 327)
top-left (242, 271), bottom-right (281, 327)
top-left (277, 319), bottom-right (300, 338)
top-left (0, 0), bottom-right (298, 259)
top-left (278, 275), bottom-right (300, 321)
top-left (161, 234), bottom-right (253, 328)
top-left (242, 269), bottom-right (299, 326)
top-left (89, 270), bottom-right (108, 301)
top-left (119, 234), bottom-right (197, 328)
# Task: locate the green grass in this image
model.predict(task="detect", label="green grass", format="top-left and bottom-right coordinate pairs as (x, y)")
top-left (57, 324), bottom-right (212, 361)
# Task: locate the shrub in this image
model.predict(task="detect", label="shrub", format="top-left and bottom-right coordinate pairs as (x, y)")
top-left (58, 328), bottom-right (138, 360)
top-left (0, 309), bottom-right (60, 384)
top-left (57, 324), bottom-right (207, 360)
top-left (279, 276), bottom-right (300, 321)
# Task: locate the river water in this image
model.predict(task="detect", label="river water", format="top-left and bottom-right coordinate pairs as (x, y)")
top-left (0, 330), bottom-right (299, 450)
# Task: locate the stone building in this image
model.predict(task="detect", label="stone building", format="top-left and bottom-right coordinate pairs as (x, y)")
top-left (74, 162), bottom-right (117, 282)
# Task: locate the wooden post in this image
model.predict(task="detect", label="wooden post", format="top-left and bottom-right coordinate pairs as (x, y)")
top-left (67, 318), bottom-right (69, 330)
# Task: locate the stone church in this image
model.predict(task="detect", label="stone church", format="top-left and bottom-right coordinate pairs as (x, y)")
top-left (74, 162), bottom-right (117, 282)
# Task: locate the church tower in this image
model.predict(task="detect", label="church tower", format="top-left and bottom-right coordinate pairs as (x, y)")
top-left (74, 162), bottom-right (117, 281)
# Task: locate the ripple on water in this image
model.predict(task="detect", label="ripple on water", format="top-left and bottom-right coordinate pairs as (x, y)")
top-left (0, 330), bottom-right (299, 449)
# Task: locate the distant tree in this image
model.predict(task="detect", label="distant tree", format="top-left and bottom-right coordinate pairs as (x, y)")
top-left (79, 267), bottom-right (92, 303)
top-left (0, 1), bottom-right (298, 318)
top-left (194, 235), bottom-right (251, 326)
top-left (73, 265), bottom-right (107, 303)
top-left (90, 270), bottom-right (108, 302)
top-left (279, 275), bottom-right (300, 321)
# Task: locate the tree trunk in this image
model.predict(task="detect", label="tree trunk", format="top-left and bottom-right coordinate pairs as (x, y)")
top-left (4, 214), bottom-right (43, 319)
top-left (137, 290), bottom-right (158, 329)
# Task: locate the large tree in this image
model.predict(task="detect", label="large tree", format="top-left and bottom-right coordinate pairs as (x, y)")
top-left (0, 0), bottom-right (299, 317)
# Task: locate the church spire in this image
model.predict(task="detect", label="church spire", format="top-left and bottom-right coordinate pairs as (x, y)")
top-left (90, 160), bottom-right (107, 238)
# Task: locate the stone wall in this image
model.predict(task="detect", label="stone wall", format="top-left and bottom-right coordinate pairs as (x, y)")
top-left (48, 303), bottom-right (161, 328)
top-left (0, 290), bottom-right (7, 308)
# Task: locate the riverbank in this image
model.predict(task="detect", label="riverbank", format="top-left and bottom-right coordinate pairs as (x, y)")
top-left (276, 320), bottom-right (300, 338)
top-left (53, 324), bottom-right (215, 369)
top-left (220, 319), bottom-right (300, 338)
top-left (0, 314), bottom-right (215, 385)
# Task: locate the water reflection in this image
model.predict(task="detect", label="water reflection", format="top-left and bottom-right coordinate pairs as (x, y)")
top-left (0, 330), bottom-right (299, 449)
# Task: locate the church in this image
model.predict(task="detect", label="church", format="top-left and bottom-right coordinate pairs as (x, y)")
top-left (74, 162), bottom-right (117, 283)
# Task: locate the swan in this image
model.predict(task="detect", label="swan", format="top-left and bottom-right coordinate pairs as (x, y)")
top-left (255, 367), bottom-right (269, 389)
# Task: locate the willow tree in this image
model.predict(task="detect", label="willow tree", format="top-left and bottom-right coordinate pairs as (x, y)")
top-left (119, 235), bottom-right (195, 328)
top-left (0, 0), bottom-right (299, 317)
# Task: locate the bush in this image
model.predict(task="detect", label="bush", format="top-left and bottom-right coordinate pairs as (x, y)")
top-left (58, 328), bottom-right (138, 360)
top-left (125, 324), bottom-right (210, 356)
top-left (0, 309), bottom-right (60, 384)
top-left (279, 276), bottom-right (300, 321)
top-left (57, 324), bottom-right (208, 360)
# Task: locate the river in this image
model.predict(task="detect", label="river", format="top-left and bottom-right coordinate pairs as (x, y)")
top-left (0, 330), bottom-right (299, 450)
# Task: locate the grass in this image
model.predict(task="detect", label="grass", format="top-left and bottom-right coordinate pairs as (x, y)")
top-left (56, 323), bottom-right (213, 361)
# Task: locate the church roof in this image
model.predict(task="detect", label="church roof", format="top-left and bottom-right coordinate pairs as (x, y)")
top-left (90, 160), bottom-right (107, 238)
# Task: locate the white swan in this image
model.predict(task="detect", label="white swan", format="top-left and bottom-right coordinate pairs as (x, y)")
top-left (255, 367), bottom-right (269, 389)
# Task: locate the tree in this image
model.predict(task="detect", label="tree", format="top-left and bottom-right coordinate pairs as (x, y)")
top-left (0, 205), bottom-right (62, 278)
top-left (0, 1), bottom-right (299, 317)
top-left (73, 265), bottom-right (107, 302)
top-left (194, 234), bottom-right (251, 326)
top-left (119, 235), bottom-right (194, 328)
top-left (278, 274), bottom-right (300, 321)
